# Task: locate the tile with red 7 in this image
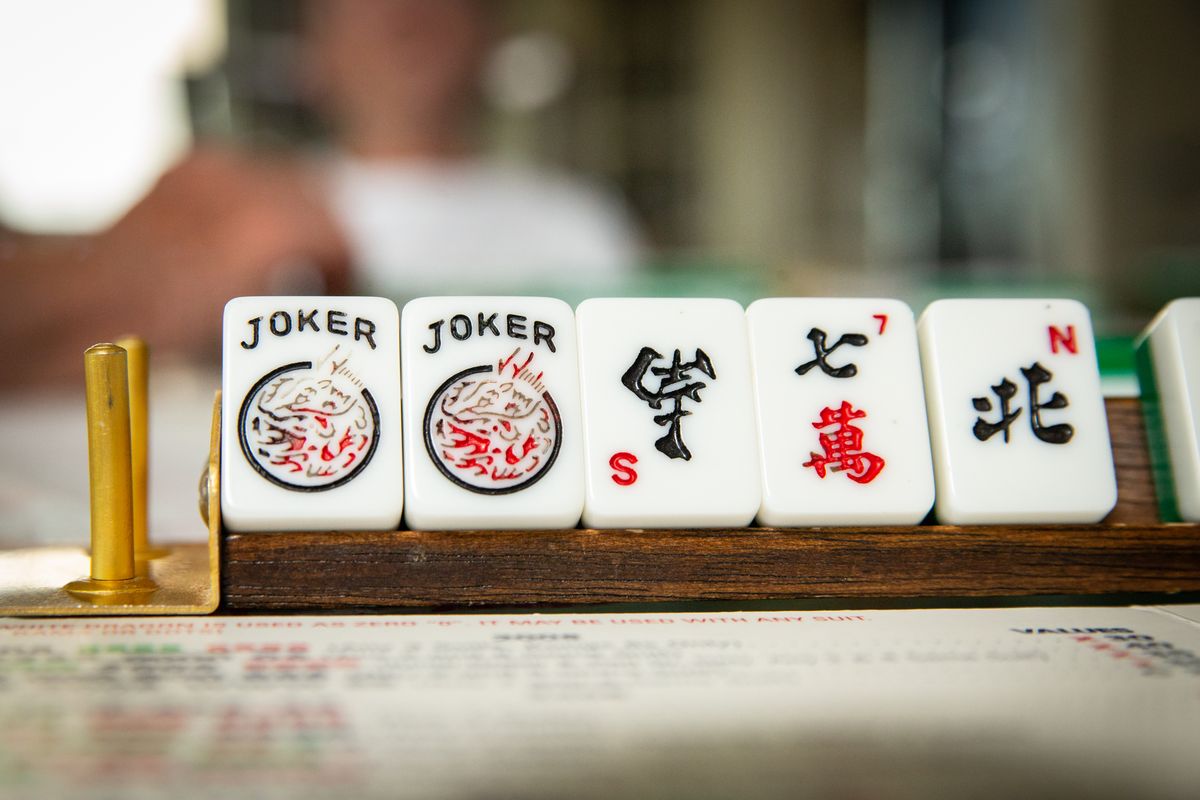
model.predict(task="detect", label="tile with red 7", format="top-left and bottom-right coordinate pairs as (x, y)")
top-left (748, 298), bottom-right (935, 526)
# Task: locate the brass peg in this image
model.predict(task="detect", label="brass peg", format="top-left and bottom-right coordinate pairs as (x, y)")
top-left (64, 343), bottom-right (156, 601)
top-left (116, 336), bottom-right (168, 559)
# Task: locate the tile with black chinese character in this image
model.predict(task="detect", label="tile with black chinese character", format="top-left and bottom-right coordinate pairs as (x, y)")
top-left (221, 296), bottom-right (403, 531)
top-left (576, 298), bottom-right (761, 528)
top-left (747, 298), bottom-right (934, 526)
top-left (400, 297), bottom-right (584, 530)
top-left (918, 299), bottom-right (1116, 524)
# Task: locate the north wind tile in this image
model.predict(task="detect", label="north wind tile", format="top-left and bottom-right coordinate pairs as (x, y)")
top-left (221, 296), bottom-right (403, 531)
top-left (918, 299), bottom-right (1116, 524)
top-left (400, 298), bottom-right (584, 530)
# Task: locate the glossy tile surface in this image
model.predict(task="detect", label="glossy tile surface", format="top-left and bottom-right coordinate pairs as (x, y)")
top-left (748, 298), bottom-right (934, 525)
top-left (577, 298), bottom-right (760, 528)
top-left (401, 297), bottom-right (584, 529)
top-left (918, 298), bottom-right (1116, 524)
top-left (1136, 298), bottom-right (1200, 521)
top-left (221, 296), bottom-right (402, 531)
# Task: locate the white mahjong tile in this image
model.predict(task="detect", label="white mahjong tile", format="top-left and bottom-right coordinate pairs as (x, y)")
top-left (1136, 298), bottom-right (1200, 521)
top-left (400, 297), bottom-right (584, 530)
top-left (576, 298), bottom-right (761, 528)
top-left (221, 296), bottom-right (402, 531)
top-left (747, 298), bottom-right (934, 526)
top-left (918, 298), bottom-right (1116, 524)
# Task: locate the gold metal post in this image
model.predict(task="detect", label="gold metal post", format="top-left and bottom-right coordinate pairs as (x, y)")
top-left (116, 336), bottom-right (168, 559)
top-left (65, 343), bottom-right (156, 601)
top-left (86, 343), bottom-right (134, 580)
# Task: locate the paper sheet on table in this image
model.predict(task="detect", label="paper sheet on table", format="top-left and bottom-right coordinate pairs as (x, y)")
top-left (2, 605), bottom-right (1199, 799)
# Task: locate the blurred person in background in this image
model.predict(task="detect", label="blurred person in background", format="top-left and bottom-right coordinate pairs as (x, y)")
top-left (311, 0), bottom-right (638, 297)
top-left (0, 0), bottom-right (638, 390)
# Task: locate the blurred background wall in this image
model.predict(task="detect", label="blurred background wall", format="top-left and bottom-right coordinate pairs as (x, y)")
top-left (2, 0), bottom-right (1199, 328)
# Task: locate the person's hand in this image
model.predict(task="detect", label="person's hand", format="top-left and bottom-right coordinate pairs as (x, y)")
top-left (1, 148), bottom-right (351, 389)
top-left (101, 147), bottom-right (351, 354)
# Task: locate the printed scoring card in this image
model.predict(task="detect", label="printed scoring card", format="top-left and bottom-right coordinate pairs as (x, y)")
top-left (747, 298), bottom-right (935, 526)
top-left (400, 297), bottom-right (584, 530)
top-left (577, 298), bottom-right (761, 528)
top-left (221, 296), bottom-right (403, 532)
top-left (919, 298), bottom-right (1117, 524)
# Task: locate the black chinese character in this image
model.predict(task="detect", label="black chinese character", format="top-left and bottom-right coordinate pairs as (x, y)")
top-left (1021, 362), bottom-right (1074, 444)
top-left (795, 328), bottom-right (868, 379)
top-left (621, 347), bottom-right (716, 460)
top-left (971, 361), bottom-right (1073, 445)
top-left (972, 378), bottom-right (1021, 443)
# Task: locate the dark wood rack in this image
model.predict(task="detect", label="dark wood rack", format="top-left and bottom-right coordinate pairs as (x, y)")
top-left (220, 398), bottom-right (1200, 609)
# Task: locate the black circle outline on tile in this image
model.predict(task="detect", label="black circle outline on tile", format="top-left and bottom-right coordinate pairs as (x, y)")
top-left (238, 360), bottom-right (380, 492)
top-left (423, 363), bottom-right (562, 495)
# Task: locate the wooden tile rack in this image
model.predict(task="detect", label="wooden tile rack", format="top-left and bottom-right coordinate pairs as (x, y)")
top-left (218, 398), bottom-right (1200, 609)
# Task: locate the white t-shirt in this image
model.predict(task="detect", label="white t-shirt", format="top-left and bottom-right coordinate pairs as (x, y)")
top-left (325, 156), bottom-right (640, 296)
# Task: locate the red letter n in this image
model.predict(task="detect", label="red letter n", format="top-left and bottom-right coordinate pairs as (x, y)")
top-left (1049, 325), bottom-right (1078, 355)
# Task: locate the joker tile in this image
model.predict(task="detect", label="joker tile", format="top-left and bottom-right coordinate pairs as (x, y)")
top-left (918, 298), bottom-right (1116, 524)
top-left (576, 298), bottom-right (761, 528)
top-left (747, 298), bottom-right (934, 526)
top-left (400, 297), bottom-right (584, 530)
top-left (1135, 298), bottom-right (1200, 522)
top-left (221, 296), bottom-right (403, 531)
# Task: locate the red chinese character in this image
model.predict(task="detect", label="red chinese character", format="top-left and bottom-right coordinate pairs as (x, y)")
top-left (802, 401), bottom-right (885, 484)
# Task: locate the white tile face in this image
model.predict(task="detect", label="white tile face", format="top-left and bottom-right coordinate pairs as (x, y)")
top-left (747, 299), bottom-right (934, 526)
top-left (221, 297), bottom-right (403, 532)
top-left (918, 299), bottom-right (1116, 524)
top-left (1135, 298), bottom-right (1200, 521)
top-left (400, 297), bottom-right (583, 530)
top-left (577, 298), bottom-right (761, 528)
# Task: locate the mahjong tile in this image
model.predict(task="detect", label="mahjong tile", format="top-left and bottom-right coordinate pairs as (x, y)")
top-left (400, 297), bottom-right (584, 529)
top-left (918, 298), bottom-right (1116, 524)
top-left (1136, 298), bottom-right (1200, 521)
top-left (577, 298), bottom-right (761, 528)
top-left (221, 296), bottom-right (403, 531)
top-left (747, 298), bottom-right (934, 526)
